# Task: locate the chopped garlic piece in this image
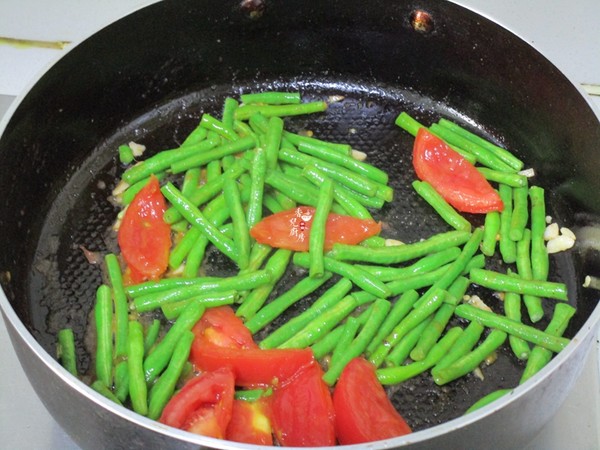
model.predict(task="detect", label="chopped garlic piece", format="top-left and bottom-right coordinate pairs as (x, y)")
top-left (464, 295), bottom-right (493, 312)
top-left (583, 275), bottom-right (600, 290)
top-left (128, 141), bottom-right (146, 157)
top-left (351, 149), bottom-right (367, 161)
top-left (547, 235), bottom-right (575, 254)
top-left (484, 351), bottom-right (498, 366)
top-left (112, 179), bottom-right (130, 197)
top-left (544, 223), bottom-right (559, 240)
top-left (473, 367), bottom-right (485, 381)
top-left (385, 238), bottom-right (404, 247)
top-left (518, 168), bottom-right (535, 178)
top-left (327, 95), bottom-right (345, 103)
top-left (560, 227), bottom-right (576, 240)
top-left (546, 215), bottom-right (553, 224)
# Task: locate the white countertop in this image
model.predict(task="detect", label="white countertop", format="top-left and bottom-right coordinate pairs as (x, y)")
top-left (1, 1), bottom-right (599, 449)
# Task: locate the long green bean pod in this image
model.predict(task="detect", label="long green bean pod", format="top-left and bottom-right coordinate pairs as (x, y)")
top-left (530, 186), bottom-right (549, 281)
top-left (246, 147), bottom-right (267, 229)
top-left (240, 91), bottom-right (301, 105)
top-left (433, 321), bottom-right (485, 372)
top-left (509, 186), bottom-right (529, 242)
top-left (498, 184), bottom-right (516, 263)
top-left (309, 178), bottom-right (334, 278)
top-left (223, 176), bottom-right (251, 270)
top-left (57, 328), bottom-right (78, 376)
top-left (94, 284), bottom-right (113, 388)
top-left (515, 229), bottom-right (544, 323)
top-left (469, 268), bottom-right (568, 301)
top-left (128, 320), bottom-right (148, 416)
top-left (504, 290), bottom-right (531, 360)
top-left (384, 318), bottom-right (432, 367)
top-left (481, 211), bottom-right (500, 257)
top-left (465, 389), bottom-right (512, 414)
top-left (200, 113), bottom-right (239, 141)
top-left (412, 180), bottom-right (471, 232)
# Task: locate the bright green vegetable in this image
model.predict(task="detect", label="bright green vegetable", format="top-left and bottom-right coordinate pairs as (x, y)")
top-left (309, 178), bottom-right (334, 278)
top-left (469, 268), bottom-right (568, 301)
top-left (412, 180), bottom-right (471, 232)
top-left (128, 320), bottom-right (148, 415)
top-left (94, 284), bottom-right (113, 388)
top-left (57, 328), bottom-right (78, 376)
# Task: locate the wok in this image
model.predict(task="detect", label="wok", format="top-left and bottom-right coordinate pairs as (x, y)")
top-left (1, 0), bottom-right (600, 448)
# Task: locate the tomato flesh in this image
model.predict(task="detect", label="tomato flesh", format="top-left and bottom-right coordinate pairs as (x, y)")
top-left (250, 206), bottom-right (381, 251)
top-left (192, 306), bottom-right (257, 350)
top-left (270, 363), bottom-right (336, 447)
top-left (226, 399), bottom-right (273, 445)
top-left (333, 357), bottom-right (411, 444)
top-left (118, 175), bottom-right (171, 282)
top-left (159, 367), bottom-right (235, 439)
top-left (413, 128), bottom-right (503, 214)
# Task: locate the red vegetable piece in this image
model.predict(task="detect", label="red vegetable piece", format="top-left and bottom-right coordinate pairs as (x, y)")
top-left (249, 206), bottom-right (381, 251)
top-left (117, 175), bottom-right (171, 282)
top-left (270, 363), bottom-right (336, 447)
top-left (226, 398), bottom-right (274, 445)
top-left (412, 128), bottom-right (503, 214)
top-left (333, 357), bottom-right (411, 444)
top-left (190, 343), bottom-right (315, 388)
top-left (159, 367), bottom-right (235, 439)
top-left (192, 305), bottom-right (257, 350)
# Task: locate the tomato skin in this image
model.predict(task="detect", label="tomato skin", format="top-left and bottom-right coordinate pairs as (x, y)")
top-left (333, 357), bottom-right (411, 444)
top-left (190, 343), bottom-right (315, 387)
top-left (159, 367), bottom-right (235, 439)
top-left (226, 399), bottom-right (273, 445)
top-left (118, 175), bottom-right (171, 282)
top-left (250, 206), bottom-right (381, 251)
top-left (270, 363), bottom-right (336, 447)
top-left (192, 306), bottom-right (257, 350)
top-left (413, 128), bottom-right (503, 214)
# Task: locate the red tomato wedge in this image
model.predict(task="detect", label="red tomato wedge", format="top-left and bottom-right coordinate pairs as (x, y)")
top-left (190, 343), bottom-right (315, 387)
top-left (270, 363), bottom-right (336, 447)
top-left (413, 128), bottom-right (503, 214)
top-left (333, 357), bottom-right (411, 444)
top-left (118, 175), bottom-right (171, 282)
top-left (250, 206), bottom-right (381, 251)
top-left (192, 306), bottom-right (257, 350)
top-left (159, 367), bottom-right (235, 439)
top-left (226, 399), bottom-right (273, 445)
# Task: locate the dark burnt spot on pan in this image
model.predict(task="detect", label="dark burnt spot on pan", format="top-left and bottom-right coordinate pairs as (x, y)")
top-left (27, 77), bottom-right (585, 432)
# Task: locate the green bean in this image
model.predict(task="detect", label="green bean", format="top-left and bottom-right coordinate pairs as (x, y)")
top-left (370, 289), bottom-right (447, 367)
top-left (128, 320), bottom-right (148, 415)
top-left (181, 234), bottom-right (209, 278)
top-left (144, 319), bottom-right (162, 355)
top-left (169, 226), bottom-right (202, 270)
top-left (143, 302), bottom-right (206, 384)
top-left (119, 144), bottom-right (135, 164)
top-left (223, 177), bottom-right (251, 270)
top-left (278, 293), bottom-right (362, 349)
top-left (365, 290), bottom-right (420, 356)
top-left (509, 186), bottom-right (529, 242)
top-left (297, 140), bottom-right (388, 185)
top-left (163, 162), bottom-right (246, 224)
top-left (433, 321), bottom-right (485, 372)
top-left (516, 229), bottom-right (544, 323)
top-left (520, 303), bottom-right (576, 384)
top-left (429, 123), bottom-right (514, 172)
top-left (342, 186), bottom-right (386, 209)
top-left (222, 97), bottom-right (239, 129)
top-left (265, 116), bottom-right (284, 171)
top-left (308, 178), bottom-right (334, 278)
top-left (530, 186), bottom-right (549, 281)
top-left (234, 101), bottom-right (328, 120)
top-left (234, 119), bottom-right (259, 141)
top-left (384, 317), bottom-right (432, 367)
top-left (311, 307), bottom-right (372, 359)
top-left (134, 270), bottom-right (270, 312)
top-left (121, 172), bottom-right (167, 205)
top-left (126, 275), bottom-right (224, 298)
top-left (278, 147), bottom-right (380, 198)
top-left (161, 182), bottom-right (238, 264)
top-left (433, 329), bottom-right (507, 385)
top-left (359, 236), bottom-right (387, 248)
top-left (329, 317), bottom-right (361, 367)
top-left (181, 122), bottom-right (208, 147)
top-left (410, 276), bottom-right (470, 361)
top-left (259, 278), bottom-right (353, 349)
top-left (357, 247), bottom-right (461, 282)
top-left (481, 211), bottom-right (500, 257)
top-left (293, 252), bottom-right (392, 299)
top-left (122, 136), bottom-right (220, 184)
top-left (57, 328), bottom-right (78, 376)
top-left (199, 113), bottom-right (239, 141)
top-left (469, 268), bottom-right (567, 301)
top-left (477, 167), bottom-right (528, 188)
top-left (148, 330), bottom-right (195, 420)
top-left (161, 290), bottom-right (237, 320)
top-left (454, 304), bottom-right (570, 353)
top-left (323, 298), bottom-right (392, 385)
top-left (498, 184), bottom-right (516, 263)
top-left (94, 284), bottom-right (113, 388)
top-left (170, 135), bottom-right (256, 174)
top-left (265, 169), bottom-right (321, 207)
top-left (378, 327), bottom-right (463, 384)
top-left (263, 192), bottom-right (285, 213)
top-left (236, 249), bottom-right (292, 320)
top-left (437, 119), bottom-right (524, 171)
top-left (330, 229), bottom-right (471, 264)
top-left (240, 91), bottom-right (301, 105)
top-left (283, 131), bottom-right (352, 156)
top-left (91, 380), bottom-right (123, 406)
top-left (206, 159), bottom-right (222, 182)
top-left (181, 168), bottom-right (202, 199)
top-left (394, 112), bottom-right (477, 164)
top-left (246, 147), bottom-right (267, 229)
top-left (303, 165), bottom-right (372, 220)
top-left (465, 389), bottom-right (512, 414)
top-left (234, 387), bottom-right (274, 401)
top-left (245, 272), bottom-right (333, 334)
top-left (412, 180), bottom-right (472, 232)
top-left (503, 290), bottom-right (530, 360)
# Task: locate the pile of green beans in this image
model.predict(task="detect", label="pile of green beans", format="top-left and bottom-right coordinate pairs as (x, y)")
top-left (55, 96), bottom-right (576, 430)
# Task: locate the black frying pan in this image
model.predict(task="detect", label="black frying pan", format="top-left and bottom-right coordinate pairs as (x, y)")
top-left (1, 0), bottom-right (599, 448)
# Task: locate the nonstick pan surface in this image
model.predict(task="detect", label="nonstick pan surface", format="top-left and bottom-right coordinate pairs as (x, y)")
top-left (1, 0), bottom-right (600, 447)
